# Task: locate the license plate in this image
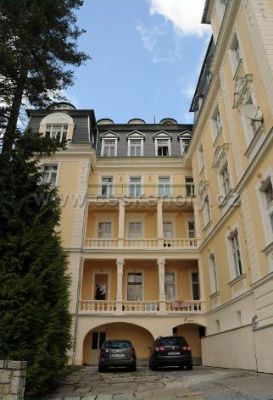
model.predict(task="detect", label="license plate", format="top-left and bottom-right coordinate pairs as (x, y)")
top-left (111, 353), bottom-right (125, 358)
top-left (168, 351), bottom-right (180, 355)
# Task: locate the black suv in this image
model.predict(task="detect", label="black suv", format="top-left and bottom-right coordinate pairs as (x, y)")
top-left (98, 340), bottom-right (137, 372)
top-left (149, 336), bottom-right (192, 370)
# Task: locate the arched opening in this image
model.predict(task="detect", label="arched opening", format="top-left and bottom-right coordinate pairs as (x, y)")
top-left (83, 322), bottom-right (154, 365)
top-left (172, 323), bottom-right (206, 365)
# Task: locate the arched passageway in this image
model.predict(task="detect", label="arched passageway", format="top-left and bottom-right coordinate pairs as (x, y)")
top-left (173, 323), bottom-right (206, 365)
top-left (83, 322), bottom-right (154, 365)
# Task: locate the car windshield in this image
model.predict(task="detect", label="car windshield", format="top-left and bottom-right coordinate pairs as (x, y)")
top-left (159, 337), bottom-right (186, 346)
top-left (104, 341), bottom-right (131, 349)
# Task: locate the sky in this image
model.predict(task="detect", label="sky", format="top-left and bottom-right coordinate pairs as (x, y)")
top-left (65, 0), bottom-right (211, 124)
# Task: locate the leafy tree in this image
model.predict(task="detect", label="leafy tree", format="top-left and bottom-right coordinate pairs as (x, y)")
top-left (0, 0), bottom-right (88, 396)
top-left (0, 131), bottom-right (72, 396)
top-left (0, 0), bottom-right (88, 153)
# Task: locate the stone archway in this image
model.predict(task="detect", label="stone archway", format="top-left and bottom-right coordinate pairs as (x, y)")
top-left (173, 323), bottom-right (206, 365)
top-left (83, 322), bottom-right (154, 365)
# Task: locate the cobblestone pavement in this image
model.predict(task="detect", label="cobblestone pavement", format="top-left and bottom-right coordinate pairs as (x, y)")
top-left (42, 366), bottom-right (273, 400)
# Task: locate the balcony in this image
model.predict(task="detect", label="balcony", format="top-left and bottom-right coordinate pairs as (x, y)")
top-left (88, 184), bottom-right (195, 200)
top-left (79, 299), bottom-right (203, 314)
top-left (84, 237), bottom-right (199, 250)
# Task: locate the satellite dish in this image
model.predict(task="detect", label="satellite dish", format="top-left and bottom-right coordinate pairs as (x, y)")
top-left (243, 104), bottom-right (263, 122)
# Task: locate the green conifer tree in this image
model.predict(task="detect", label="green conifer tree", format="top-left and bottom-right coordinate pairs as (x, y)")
top-left (0, 131), bottom-right (72, 397)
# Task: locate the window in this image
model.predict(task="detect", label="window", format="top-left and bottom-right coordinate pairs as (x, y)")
top-left (158, 177), bottom-right (171, 197)
top-left (188, 220), bottom-right (196, 238)
top-left (101, 177), bottom-right (113, 197)
top-left (228, 230), bottom-right (243, 277)
top-left (129, 177), bottom-right (142, 197)
top-left (241, 93), bottom-right (263, 143)
top-left (127, 273), bottom-right (143, 301)
top-left (198, 144), bottom-right (205, 171)
top-left (101, 139), bottom-right (117, 157)
top-left (156, 139), bottom-right (171, 156)
top-left (179, 135), bottom-right (191, 155)
top-left (259, 177), bottom-right (273, 239)
top-left (128, 139), bottom-right (143, 156)
top-left (128, 222), bottom-right (142, 238)
top-left (41, 164), bottom-right (58, 185)
top-left (185, 176), bottom-right (194, 197)
top-left (230, 34), bottom-right (242, 73)
top-left (165, 272), bottom-right (176, 300)
top-left (220, 163), bottom-right (231, 196)
top-left (191, 272), bottom-right (200, 300)
top-left (203, 195), bottom-right (211, 226)
top-left (98, 222), bottom-right (112, 238)
top-left (209, 253), bottom-right (218, 293)
top-left (212, 107), bottom-right (222, 138)
top-left (163, 222), bottom-right (173, 239)
top-left (45, 124), bottom-right (67, 143)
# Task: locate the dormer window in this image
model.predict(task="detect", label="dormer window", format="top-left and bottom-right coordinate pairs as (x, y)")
top-left (101, 138), bottom-right (117, 157)
top-left (45, 124), bottom-right (68, 143)
top-left (155, 139), bottom-right (171, 156)
top-left (178, 131), bottom-right (191, 155)
top-left (128, 139), bottom-right (143, 156)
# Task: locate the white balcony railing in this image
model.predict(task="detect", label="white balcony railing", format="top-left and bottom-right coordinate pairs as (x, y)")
top-left (166, 300), bottom-right (203, 312)
top-left (84, 238), bottom-right (199, 249)
top-left (79, 299), bottom-right (203, 313)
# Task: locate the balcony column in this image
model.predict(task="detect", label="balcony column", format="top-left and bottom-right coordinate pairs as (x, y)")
top-left (157, 257), bottom-right (166, 311)
top-left (118, 200), bottom-right (125, 247)
top-left (157, 199), bottom-right (164, 247)
top-left (116, 258), bottom-right (124, 312)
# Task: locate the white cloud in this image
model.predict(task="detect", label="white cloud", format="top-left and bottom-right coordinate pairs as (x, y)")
top-left (137, 22), bottom-right (183, 63)
top-left (147, 0), bottom-right (210, 37)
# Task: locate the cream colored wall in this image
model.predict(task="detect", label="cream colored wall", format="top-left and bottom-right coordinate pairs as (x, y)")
top-left (86, 210), bottom-right (119, 238)
top-left (125, 210), bottom-right (157, 238)
top-left (176, 324), bottom-right (202, 360)
top-left (166, 260), bottom-right (198, 300)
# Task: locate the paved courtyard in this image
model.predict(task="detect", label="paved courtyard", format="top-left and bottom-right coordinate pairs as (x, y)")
top-left (43, 366), bottom-right (273, 400)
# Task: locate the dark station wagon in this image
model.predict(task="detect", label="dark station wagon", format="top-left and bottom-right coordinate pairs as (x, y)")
top-left (149, 336), bottom-right (192, 370)
top-left (98, 340), bottom-right (137, 372)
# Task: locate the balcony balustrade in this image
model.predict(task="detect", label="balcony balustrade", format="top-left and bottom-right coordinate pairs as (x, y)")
top-left (79, 299), bottom-right (203, 313)
top-left (84, 238), bottom-right (199, 249)
top-left (88, 184), bottom-right (195, 199)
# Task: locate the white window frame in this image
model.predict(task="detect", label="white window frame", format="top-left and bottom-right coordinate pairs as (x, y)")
top-left (203, 194), bottom-right (211, 226)
top-left (187, 219), bottom-right (196, 239)
top-left (100, 176), bottom-right (114, 197)
top-left (163, 221), bottom-right (173, 239)
top-left (41, 163), bottom-right (59, 185)
top-left (227, 228), bottom-right (243, 279)
top-left (229, 33), bottom-right (242, 75)
top-left (97, 221), bottom-right (112, 239)
top-left (126, 271), bottom-right (143, 301)
top-left (128, 138), bottom-right (144, 156)
top-left (208, 252), bottom-right (218, 294)
top-left (155, 138), bottom-right (171, 156)
top-left (164, 271), bottom-right (176, 301)
top-left (258, 173), bottom-right (273, 244)
top-left (241, 91), bottom-right (263, 147)
top-left (101, 138), bottom-right (118, 157)
top-left (129, 176), bottom-right (142, 197)
top-left (179, 138), bottom-right (190, 155)
top-left (45, 124), bottom-right (68, 143)
top-left (211, 106), bottom-right (222, 140)
top-left (190, 271), bottom-right (200, 300)
top-left (198, 144), bottom-right (205, 172)
top-left (158, 176), bottom-right (171, 197)
top-left (220, 162), bottom-right (231, 197)
top-left (128, 221), bottom-right (143, 239)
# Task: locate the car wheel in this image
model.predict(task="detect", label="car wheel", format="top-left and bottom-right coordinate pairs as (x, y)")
top-left (129, 365), bottom-right (136, 372)
top-left (98, 366), bottom-right (106, 373)
top-left (186, 364), bottom-right (193, 370)
top-left (178, 365), bottom-right (185, 370)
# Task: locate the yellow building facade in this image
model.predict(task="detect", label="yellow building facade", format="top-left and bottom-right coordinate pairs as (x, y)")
top-left (27, 0), bottom-right (273, 373)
